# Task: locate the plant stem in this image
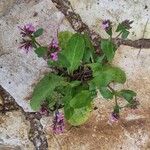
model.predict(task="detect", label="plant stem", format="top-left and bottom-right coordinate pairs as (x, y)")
top-left (30, 36), bottom-right (41, 47)
top-left (114, 95), bottom-right (118, 106)
top-left (108, 85), bottom-right (118, 106)
top-left (90, 54), bottom-right (94, 63)
top-left (116, 31), bottom-right (122, 39)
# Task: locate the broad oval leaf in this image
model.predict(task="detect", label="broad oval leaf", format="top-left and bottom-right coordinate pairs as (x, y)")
top-left (93, 65), bottom-right (126, 87)
top-left (63, 33), bottom-right (85, 73)
top-left (67, 103), bottom-right (92, 126)
top-left (30, 73), bottom-right (63, 111)
top-left (34, 28), bottom-right (44, 37)
top-left (101, 39), bottom-right (116, 62)
top-left (118, 89), bottom-right (136, 103)
top-left (99, 87), bottom-right (114, 99)
top-left (35, 47), bottom-right (47, 57)
top-left (58, 31), bottom-right (73, 50)
top-left (70, 90), bottom-right (92, 108)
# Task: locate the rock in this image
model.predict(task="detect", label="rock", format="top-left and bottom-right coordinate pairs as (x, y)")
top-left (0, 0), bottom-right (72, 112)
top-left (0, 0), bottom-right (16, 16)
top-left (0, 111), bottom-right (34, 150)
top-left (69, 0), bottom-right (150, 39)
top-left (0, 144), bottom-right (21, 150)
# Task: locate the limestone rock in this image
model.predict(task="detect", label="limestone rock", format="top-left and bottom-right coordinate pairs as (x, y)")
top-left (0, 111), bottom-right (34, 150)
top-left (0, 0), bottom-right (16, 16)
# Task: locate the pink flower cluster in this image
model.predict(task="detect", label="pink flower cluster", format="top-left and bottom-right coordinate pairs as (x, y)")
top-left (49, 38), bottom-right (61, 61)
top-left (101, 20), bottom-right (112, 31)
top-left (52, 111), bottom-right (65, 134)
top-left (19, 23), bottom-right (35, 53)
top-left (19, 23), bottom-right (35, 37)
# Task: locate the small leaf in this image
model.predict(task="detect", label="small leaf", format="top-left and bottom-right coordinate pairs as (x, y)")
top-left (121, 30), bottom-right (129, 39)
top-left (30, 73), bottom-right (63, 111)
top-left (70, 90), bottom-right (92, 108)
top-left (35, 47), bottom-right (47, 57)
top-left (99, 87), bottom-right (114, 99)
top-left (101, 39), bottom-right (116, 62)
top-left (58, 31), bottom-right (73, 50)
top-left (67, 103), bottom-right (92, 126)
top-left (106, 28), bottom-right (112, 37)
top-left (116, 23), bottom-right (126, 32)
top-left (118, 89), bottom-right (136, 103)
top-left (63, 33), bottom-right (85, 73)
top-left (34, 28), bottom-right (44, 37)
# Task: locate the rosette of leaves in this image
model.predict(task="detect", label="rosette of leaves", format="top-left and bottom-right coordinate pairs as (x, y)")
top-left (30, 21), bottom-right (136, 126)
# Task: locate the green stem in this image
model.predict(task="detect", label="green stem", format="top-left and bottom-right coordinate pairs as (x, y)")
top-left (108, 85), bottom-right (118, 106)
top-left (30, 36), bottom-right (41, 47)
top-left (114, 95), bottom-right (118, 106)
top-left (116, 31), bottom-right (122, 38)
top-left (90, 54), bottom-right (94, 63)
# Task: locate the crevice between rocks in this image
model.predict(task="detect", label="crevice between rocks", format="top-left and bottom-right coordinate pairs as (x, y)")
top-left (0, 86), bottom-right (48, 150)
top-left (51, 0), bottom-right (150, 49)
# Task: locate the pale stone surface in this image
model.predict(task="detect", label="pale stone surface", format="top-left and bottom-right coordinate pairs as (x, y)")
top-left (0, 0), bottom-right (16, 16)
top-left (0, 0), bottom-right (150, 149)
top-left (0, 111), bottom-right (34, 150)
top-left (70, 0), bottom-right (150, 39)
top-left (0, 0), bottom-right (72, 112)
top-left (46, 109), bottom-right (150, 150)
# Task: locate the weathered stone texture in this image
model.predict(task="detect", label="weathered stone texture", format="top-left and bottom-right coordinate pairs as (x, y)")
top-left (0, 0), bottom-right (150, 149)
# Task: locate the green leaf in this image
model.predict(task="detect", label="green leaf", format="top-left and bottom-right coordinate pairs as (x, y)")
top-left (35, 47), bottom-right (47, 57)
top-left (113, 105), bottom-right (120, 114)
top-left (93, 65), bottom-right (126, 87)
top-left (83, 34), bottom-right (94, 51)
top-left (47, 53), bottom-right (70, 68)
top-left (121, 30), bottom-right (129, 39)
top-left (118, 89), bottom-right (136, 103)
top-left (99, 87), bottom-right (114, 99)
top-left (30, 73), bottom-right (63, 111)
top-left (67, 103), bottom-right (92, 126)
top-left (106, 27), bottom-right (112, 37)
top-left (116, 23), bottom-right (126, 32)
top-left (58, 31), bottom-right (73, 50)
top-left (63, 33), bottom-right (85, 73)
top-left (34, 28), bottom-right (44, 37)
top-left (88, 63), bottom-right (103, 76)
top-left (64, 105), bottom-right (74, 120)
top-left (83, 48), bottom-right (93, 63)
top-left (82, 34), bottom-right (94, 63)
top-left (57, 53), bottom-right (70, 68)
top-left (70, 90), bottom-right (92, 108)
top-left (101, 39), bottom-right (116, 62)
top-left (69, 81), bottom-right (81, 88)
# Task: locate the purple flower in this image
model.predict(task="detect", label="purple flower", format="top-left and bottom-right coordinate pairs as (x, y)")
top-left (121, 20), bottom-right (133, 30)
top-left (109, 112), bottom-right (119, 123)
top-left (19, 23), bottom-right (35, 37)
top-left (51, 38), bottom-right (59, 48)
top-left (102, 20), bottom-right (112, 31)
top-left (50, 52), bottom-right (58, 61)
top-left (20, 39), bottom-right (33, 53)
top-left (39, 106), bottom-right (49, 116)
top-left (52, 111), bottom-right (65, 134)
